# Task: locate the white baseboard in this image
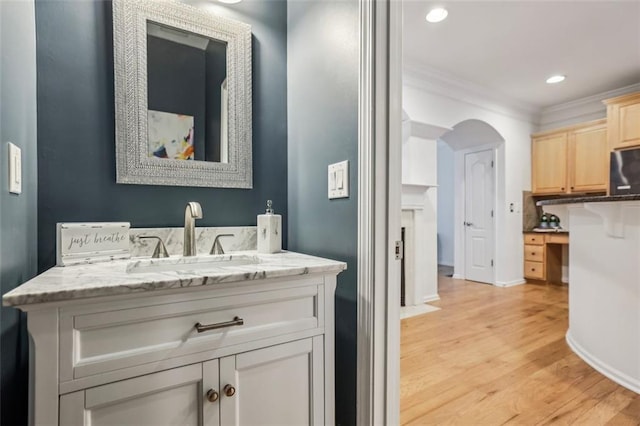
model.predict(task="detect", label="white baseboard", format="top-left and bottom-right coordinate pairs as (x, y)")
top-left (562, 276), bottom-right (569, 284)
top-left (494, 279), bottom-right (526, 288)
top-left (438, 262), bottom-right (454, 267)
top-left (423, 294), bottom-right (440, 303)
top-left (566, 330), bottom-right (640, 394)
top-left (451, 274), bottom-right (464, 280)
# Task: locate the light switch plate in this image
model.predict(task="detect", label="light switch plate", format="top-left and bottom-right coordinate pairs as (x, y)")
top-left (8, 142), bottom-right (22, 195)
top-left (328, 160), bottom-right (349, 199)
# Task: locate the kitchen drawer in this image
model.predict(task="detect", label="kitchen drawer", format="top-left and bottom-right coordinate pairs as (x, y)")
top-left (547, 234), bottom-right (569, 245)
top-left (524, 261), bottom-right (545, 280)
top-left (525, 245), bottom-right (545, 262)
top-left (524, 234), bottom-right (545, 245)
top-left (60, 285), bottom-right (320, 380)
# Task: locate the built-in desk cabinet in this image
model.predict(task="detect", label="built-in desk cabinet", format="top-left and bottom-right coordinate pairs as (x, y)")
top-left (524, 232), bottom-right (569, 283)
top-left (605, 92), bottom-right (640, 150)
top-left (532, 120), bottom-right (608, 195)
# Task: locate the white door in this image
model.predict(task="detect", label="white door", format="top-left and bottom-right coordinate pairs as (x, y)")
top-left (220, 337), bottom-right (323, 426)
top-left (59, 364), bottom-right (207, 426)
top-left (464, 149), bottom-right (495, 284)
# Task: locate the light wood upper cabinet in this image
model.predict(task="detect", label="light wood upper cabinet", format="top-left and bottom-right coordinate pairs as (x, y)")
top-left (532, 119), bottom-right (608, 195)
top-left (605, 92), bottom-right (640, 150)
top-left (532, 133), bottom-right (568, 194)
top-left (569, 123), bottom-right (608, 193)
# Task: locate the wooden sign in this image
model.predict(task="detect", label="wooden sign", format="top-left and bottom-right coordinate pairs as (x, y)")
top-left (57, 222), bottom-right (131, 266)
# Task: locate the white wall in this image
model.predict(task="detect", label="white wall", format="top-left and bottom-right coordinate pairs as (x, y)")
top-left (436, 140), bottom-right (454, 266)
top-left (403, 81), bottom-right (537, 286)
top-left (402, 130), bottom-right (440, 302)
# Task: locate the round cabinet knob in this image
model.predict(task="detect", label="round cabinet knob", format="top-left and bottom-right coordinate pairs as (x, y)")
top-left (224, 384), bottom-right (236, 397)
top-left (206, 389), bottom-right (219, 403)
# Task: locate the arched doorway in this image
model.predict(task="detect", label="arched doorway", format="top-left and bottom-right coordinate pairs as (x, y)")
top-left (439, 119), bottom-right (506, 284)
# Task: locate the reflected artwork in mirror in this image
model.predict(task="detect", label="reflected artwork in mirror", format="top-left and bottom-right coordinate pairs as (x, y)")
top-left (113, 0), bottom-right (252, 188)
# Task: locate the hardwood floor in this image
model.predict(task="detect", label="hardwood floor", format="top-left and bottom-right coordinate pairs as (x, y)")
top-left (400, 277), bottom-right (640, 425)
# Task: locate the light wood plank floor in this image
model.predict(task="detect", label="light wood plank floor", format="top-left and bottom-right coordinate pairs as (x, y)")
top-left (400, 277), bottom-right (640, 425)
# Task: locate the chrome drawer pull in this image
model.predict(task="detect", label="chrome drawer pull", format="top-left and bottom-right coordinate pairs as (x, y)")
top-left (195, 316), bottom-right (244, 333)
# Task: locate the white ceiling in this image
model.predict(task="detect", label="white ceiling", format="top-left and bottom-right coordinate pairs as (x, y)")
top-left (403, 1), bottom-right (640, 109)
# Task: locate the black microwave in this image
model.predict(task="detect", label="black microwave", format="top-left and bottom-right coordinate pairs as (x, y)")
top-left (610, 148), bottom-right (640, 195)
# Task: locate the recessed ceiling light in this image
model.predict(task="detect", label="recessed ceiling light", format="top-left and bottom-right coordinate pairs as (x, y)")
top-left (426, 8), bottom-right (448, 23)
top-left (546, 75), bottom-right (566, 84)
top-left (218, 0), bottom-right (242, 4)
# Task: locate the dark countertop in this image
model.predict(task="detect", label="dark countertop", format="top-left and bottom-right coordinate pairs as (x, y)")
top-left (523, 229), bottom-right (569, 234)
top-left (536, 194), bottom-right (640, 206)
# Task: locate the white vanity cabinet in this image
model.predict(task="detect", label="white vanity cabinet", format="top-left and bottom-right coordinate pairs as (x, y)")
top-left (17, 269), bottom-right (340, 426)
top-left (60, 337), bottom-right (323, 426)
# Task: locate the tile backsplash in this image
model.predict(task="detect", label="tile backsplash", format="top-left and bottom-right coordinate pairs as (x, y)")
top-left (130, 227), bottom-right (257, 257)
top-left (522, 191), bottom-right (542, 231)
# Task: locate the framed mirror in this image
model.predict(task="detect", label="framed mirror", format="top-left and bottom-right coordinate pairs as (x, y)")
top-left (113, 0), bottom-right (252, 188)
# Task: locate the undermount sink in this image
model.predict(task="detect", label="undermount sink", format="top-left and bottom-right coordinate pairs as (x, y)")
top-left (127, 254), bottom-right (261, 274)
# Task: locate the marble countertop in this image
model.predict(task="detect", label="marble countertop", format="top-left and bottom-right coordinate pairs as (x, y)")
top-left (536, 194), bottom-right (640, 206)
top-left (2, 251), bottom-right (347, 307)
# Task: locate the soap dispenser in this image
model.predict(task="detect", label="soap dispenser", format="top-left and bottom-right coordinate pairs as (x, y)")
top-left (257, 200), bottom-right (282, 254)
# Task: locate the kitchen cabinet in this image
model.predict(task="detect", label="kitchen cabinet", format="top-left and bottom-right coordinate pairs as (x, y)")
top-left (59, 338), bottom-right (322, 426)
top-left (523, 232), bottom-right (568, 283)
top-left (532, 119), bottom-right (608, 195)
top-left (532, 132), bottom-right (568, 194)
top-left (569, 122), bottom-right (609, 193)
top-left (605, 92), bottom-right (640, 150)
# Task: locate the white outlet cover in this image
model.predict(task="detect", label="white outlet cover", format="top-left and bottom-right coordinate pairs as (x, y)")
top-left (8, 142), bottom-right (22, 195)
top-left (328, 160), bottom-right (349, 199)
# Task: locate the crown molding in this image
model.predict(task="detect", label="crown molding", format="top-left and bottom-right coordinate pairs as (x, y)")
top-left (403, 61), bottom-right (541, 125)
top-left (538, 82), bottom-right (640, 131)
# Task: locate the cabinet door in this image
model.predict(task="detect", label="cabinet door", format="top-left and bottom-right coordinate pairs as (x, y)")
top-left (60, 364), bottom-right (209, 426)
top-left (609, 100), bottom-right (640, 150)
top-left (220, 337), bottom-right (324, 426)
top-left (569, 124), bottom-right (608, 193)
top-left (532, 133), bottom-right (568, 194)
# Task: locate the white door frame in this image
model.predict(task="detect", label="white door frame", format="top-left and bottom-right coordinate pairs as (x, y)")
top-left (356, 0), bottom-right (402, 425)
top-left (453, 144), bottom-right (498, 284)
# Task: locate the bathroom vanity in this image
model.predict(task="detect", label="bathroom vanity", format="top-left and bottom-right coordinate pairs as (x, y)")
top-left (3, 251), bottom-right (346, 426)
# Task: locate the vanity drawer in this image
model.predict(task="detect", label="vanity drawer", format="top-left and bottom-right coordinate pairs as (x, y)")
top-left (524, 234), bottom-right (544, 245)
top-left (60, 284), bottom-right (321, 380)
top-left (524, 245), bottom-right (545, 262)
top-left (524, 261), bottom-right (545, 280)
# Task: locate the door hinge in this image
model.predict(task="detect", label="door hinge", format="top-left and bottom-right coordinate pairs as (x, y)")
top-left (491, 210), bottom-right (494, 218)
top-left (491, 259), bottom-right (494, 267)
top-left (395, 240), bottom-right (404, 260)
top-left (491, 160), bottom-right (494, 168)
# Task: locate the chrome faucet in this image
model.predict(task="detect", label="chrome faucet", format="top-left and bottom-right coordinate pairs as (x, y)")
top-left (183, 202), bottom-right (203, 256)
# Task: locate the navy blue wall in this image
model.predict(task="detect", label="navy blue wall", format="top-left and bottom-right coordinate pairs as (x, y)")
top-left (147, 35), bottom-right (207, 160)
top-left (287, 2), bottom-right (359, 425)
top-left (0, 1), bottom-right (38, 424)
top-left (36, 0), bottom-right (288, 272)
